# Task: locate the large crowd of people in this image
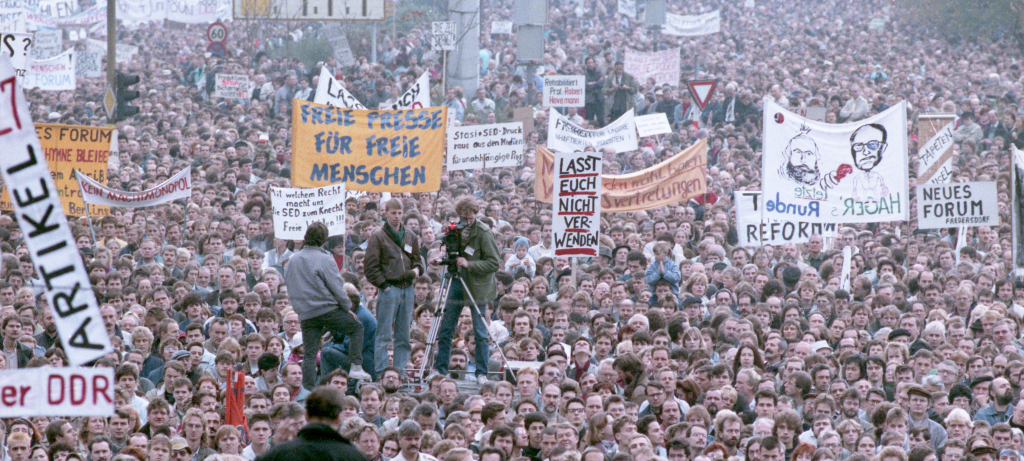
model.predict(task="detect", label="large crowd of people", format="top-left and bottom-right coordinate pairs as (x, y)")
top-left (0, 1), bottom-right (1023, 461)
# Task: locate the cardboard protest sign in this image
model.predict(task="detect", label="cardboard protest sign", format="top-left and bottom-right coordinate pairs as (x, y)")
top-left (213, 73), bottom-right (253, 99)
top-left (735, 191), bottom-right (837, 247)
top-left (87, 38), bottom-right (136, 63)
top-left (74, 49), bottom-right (101, 78)
top-left (0, 367), bottom-right (114, 417)
top-left (290, 101), bottom-right (446, 193)
top-left (916, 181), bottom-right (998, 229)
top-left (386, 71), bottom-right (430, 110)
top-left (431, 21), bottom-right (455, 51)
top-left (322, 23), bottom-right (355, 67)
top-left (313, 66), bottom-right (367, 109)
top-left (624, 48), bottom-right (680, 87)
top-left (542, 75), bottom-right (584, 107)
top-left (446, 122), bottom-right (524, 170)
top-left (548, 108), bottom-right (638, 154)
top-left (553, 151), bottom-right (602, 258)
top-left (664, 10), bottom-right (720, 36)
top-left (0, 32), bottom-right (32, 77)
top-left (491, 21), bottom-right (512, 35)
top-left (77, 166), bottom-right (190, 207)
top-left (29, 29), bottom-right (60, 59)
top-left (917, 115), bottom-right (956, 184)
top-left (0, 56), bottom-right (113, 365)
top-left (634, 113), bottom-right (672, 137)
top-left (1013, 147), bottom-right (1024, 276)
top-left (1, 123), bottom-right (112, 217)
top-left (761, 99), bottom-right (908, 223)
top-left (270, 184), bottom-right (346, 240)
top-left (23, 48), bottom-right (73, 90)
top-left (536, 140), bottom-right (706, 212)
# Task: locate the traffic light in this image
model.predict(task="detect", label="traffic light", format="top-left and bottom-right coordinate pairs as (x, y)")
top-left (115, 72), bottom-right (140, 122)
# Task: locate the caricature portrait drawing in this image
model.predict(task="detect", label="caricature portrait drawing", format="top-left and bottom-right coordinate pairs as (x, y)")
top-left (778, 125), bottom-right (821, 185)
top-left (850, 123), bottom-right (889, 201)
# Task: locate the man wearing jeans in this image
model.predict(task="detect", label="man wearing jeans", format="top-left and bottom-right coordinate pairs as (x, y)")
top-left (433, 197), bottom-right (500, 384)
top-left (364, 198), bottom-right (424, 377)
top-left (284, 222), bottom-right (371, 387)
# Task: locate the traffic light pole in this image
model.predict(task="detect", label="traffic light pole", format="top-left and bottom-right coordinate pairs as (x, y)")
top-left (106, 0), bottom-right (115, 104)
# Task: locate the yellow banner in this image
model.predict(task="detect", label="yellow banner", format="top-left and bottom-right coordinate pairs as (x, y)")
top-left (290, 101), bottom-right (446, 193)
top-left (536, 139), bottom-right (708, 212)
top-left (1, 123), bottom-right (111, 217)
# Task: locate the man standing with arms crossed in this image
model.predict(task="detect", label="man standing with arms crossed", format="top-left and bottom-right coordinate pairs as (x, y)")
top-left (434, 197), bottom-right (500, 384)
top-left (364, 198), bottom-right (424, 378)
top-left (284, 222), bottom-right (371, 387)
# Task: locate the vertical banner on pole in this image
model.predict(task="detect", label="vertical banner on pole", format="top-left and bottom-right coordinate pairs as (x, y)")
top-left (552, 151), bottom-right (603, 258)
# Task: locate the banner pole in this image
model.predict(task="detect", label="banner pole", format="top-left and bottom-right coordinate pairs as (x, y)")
top-left (74, 171), bottom-right (99, 246)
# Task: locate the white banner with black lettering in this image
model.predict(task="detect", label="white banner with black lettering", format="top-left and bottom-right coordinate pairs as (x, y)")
top-left (0, 32), bottom-right (32, 77)
top-left (23, 48), bottom-right (73, 90)
top-left (29, 29), bottom-right (60, 59)
top-left (446, 122), bottom-right (524, 170)
top-left (270, 184), bottom-right (346, 240)
top-left (624, 48), bottom-right (680, 87)
top-left (917, 117), bottom-right (956, 184)
top-left (1013, 147), bottom-right (1024, 276)
top-left (313, 66), bottom-right (367, 109)
top-left (735, 191), bottom-right (837, 247)
top-left (542, 75), bottom-right (584, 107)
top-left (663, 10), bottom-right (720, 36)
top-left (916, 181), bottom-right (998, 229)
top-left (0, 367), bottom-right (114, 417)
top-left (547, 108), bottom-right (638, 154)
top-left (77, 166), bottom-right (191, 207)
top-left (0, 55), bottom-right (113, 366)
top-left (761, 99), bottom-right (908, 223)
top-left (553, 151), bottom-right (602, 258)
top-left (386, 71), bottom-right (430, 110)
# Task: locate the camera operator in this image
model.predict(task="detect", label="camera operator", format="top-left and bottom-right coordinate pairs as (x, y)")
top-left (433, 197), bottom-right (500, 384)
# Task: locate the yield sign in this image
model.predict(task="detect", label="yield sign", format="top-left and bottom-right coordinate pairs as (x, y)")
top-left (687, 80), bottom-right (718, 111)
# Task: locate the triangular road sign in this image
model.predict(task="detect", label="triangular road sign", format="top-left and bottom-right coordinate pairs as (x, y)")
top-left (687, 80), bottom-right (718, 111)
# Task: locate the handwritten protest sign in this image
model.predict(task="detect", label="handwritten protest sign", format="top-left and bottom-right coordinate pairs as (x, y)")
top-left (917, 181), bottom-right (998, 229)
top-left (548, 108), bottom-right (637, 153)
top-left (664, 10), bottom-right (720, 36)
top-left (0, 32), bottom-right (32, 77)
top-left (314, 66), bottom-right (367, 109)
top-left (0, 57), bottom-right (113, 365)
top-left (74, 50), bottom-right (101, 78)
top-left (491, 21), bottom-right (512, 35)
top-left (290, 101), bottom-right (447, 193)
top-left (542, 75), bottom-right (584, 107)
top-left (29, 28), bottom-right (60, 59)
top-left (23, 48), bottom-right (73, 90)
top-left (87, 38), bottom-right (136, 63)
top-left (634, 113), bottom-right (672, 137)
top-left (624, 48), bottom-right (680, 87)
top-left (553, 151), bottom-right (602, 258)
top-left (386, 72), bottom-right (430, 110)
top-left (735, 191), bottom-right (836, 246)
top-left (536, 140), bottom-right (706, 212)
top-left (446, 122), bottom-right (523, 170)
top-left (270, 184), bottom-right (346, 240)
top-left (36, 0), bottom-right (78, 18)
top-left (917, 115), bottom-right (956, 184)
top-left (0, 367), bottom-right (114, 417)
top-left (214, 73), bottom-right (253, 99)
top-left (77, 166), bottom-right (190, 208)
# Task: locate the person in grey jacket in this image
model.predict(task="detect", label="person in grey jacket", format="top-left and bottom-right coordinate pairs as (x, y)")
top-left (284, 222), bottom-right (371, 388)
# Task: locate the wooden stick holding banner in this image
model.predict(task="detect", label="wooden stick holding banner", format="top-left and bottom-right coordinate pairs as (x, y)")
top-left (72, 170), bottom-right (98, 245)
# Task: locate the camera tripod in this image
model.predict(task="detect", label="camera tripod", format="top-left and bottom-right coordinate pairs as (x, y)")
top-left (418, 265), bottom-right (517, 382)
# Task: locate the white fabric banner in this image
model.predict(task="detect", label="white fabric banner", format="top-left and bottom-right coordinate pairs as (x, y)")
top-left (313, 66), bottom-right (367, 109)
top-left (446, 122), bottom-right (524, 170)
top-left (25, 3), bottom-right (103, 27)
top-left (117, 0), bottom-right (223, 24)
top-left (0, 32), bottom-right (32, 77)
top-left (663, 10), bottom-right (720, 36)
top-left (166, 0), bottom-right (217, 23)
top-left (0, 367), bottom-right (114, 417)
top-left (1013, 146), bottom-right (1024, 276)
top-left (547, 108), bottom-right (638, 153)
top-left (917, 119), bottom-right (956, 184)
top-left (77, 166), bottom-right (191, 207)
top-left (0, 55), bottom-right (113, 365)
top-left (761, 99), bottom-right (908, 223)
top-left (270, 184), bottom-right (346, 240)
top-left (624, 48), bottom-right (680, 87)
top-left (24, 48), bottom-right (73, 90)
top-left (553, 151), bottom-right (603, 258)
top-left (917, 181), bottom-right (998, 229)
top-left (386, 71), bottom-right (430, 110)
top-left (86, 38), bottom-right (136, 64)
top-left (36, 0), bottom-right (77, 18)
top-left (735, 191), bottom-right (837, 247)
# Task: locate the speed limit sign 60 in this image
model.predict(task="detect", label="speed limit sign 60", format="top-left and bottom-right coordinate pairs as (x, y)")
top-left (207, 22), bottom-right (227, 43)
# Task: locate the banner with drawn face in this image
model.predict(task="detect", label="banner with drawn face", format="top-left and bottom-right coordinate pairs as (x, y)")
top-left (760, 99), bottom-right (908, 224)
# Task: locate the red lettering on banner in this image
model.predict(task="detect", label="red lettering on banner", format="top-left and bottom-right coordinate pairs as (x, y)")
top-left (48, 374), bottom-right (63, 404)
top-left (93, 375), bottom-right (111, 404)
top-left (0, 385), bottom-right (30, 406)
top-left (70, 374), bottom-right (85, 405)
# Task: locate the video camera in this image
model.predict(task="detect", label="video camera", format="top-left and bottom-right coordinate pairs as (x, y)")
top-left (440, 217), bottom-right (469, 270)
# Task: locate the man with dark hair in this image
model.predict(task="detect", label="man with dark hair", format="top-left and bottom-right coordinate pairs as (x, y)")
top-left (259, 386), bottom-right (368, 461)
top-left (284, 222), bottom-right (370, 386)
top-left (89, 436), bottom-right (114, 461)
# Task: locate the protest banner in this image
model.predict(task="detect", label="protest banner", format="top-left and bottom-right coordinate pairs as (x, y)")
top-left (536, 140), bottom-right (707, 212)
top-left (25, 3), bottom-right (103, 28)
top-left (761, 99), bottom-right (908, 223)
top-left (0, 57), bottom-right (113, 365)
top-left (0, 32), bottom-right (32, 76)
top-left (547, 108), bottom-right (638, 153)
top-left (787, 106), bottom-right (826, 122)
top-left (213, 73), bottom-right (252, 99)
top-left (29, 28), bottom-right (60, 59)
top-left (290, 101), bottom-right (447, 193)
top-left (77, 166), bottom-right (190, 207)
top-left (0, 367), bottom-right (114, 417)
top-left (446, 122), bottom-right (524, 170)
top-left (86, 38), bottom-right (135, 63)
top-left (624, 48), bottom-right (680, 87)
top-left (513, 107), bottom-right (534, 136)
top-left (1, 123), bottom-right (112, 217)
top-left (1013, 147), bottom-right (1024, 276)
top-left (36, 0), bottom-right (78, 18)
top-left (23, 48), bottom-right (74, 90)
top-left (322, 23), bottom-right (355, 67)
top-left (663, 10), bottom-right (720, 36)
top-left (0, 9), bottom-right (28, 32)
top-left (270, 184), bottom-right (346, 240)
top-left (166, 0), bottom-right (217, 23)
top-left (617, 0), bottom-right (635, 18)
top-left (917, 181), bottom-right (998, 229)
top-left (386, 71), bottom-right (430, 111)
top-left (117, 0), bottom-right (223, 24)
top-left (553, 151), bottom-right (602, 258)
top-left (74, 49), bottom-right (101, 78)
top-left (491, 21), bottom-right (512, 35)
top-left (430, 21), bottom-right (455, 51)
top-left (735, 191), bottom-right (837, 247)
top-left (839, 246), bottom-right (852, 291)
top-left (542, 75), bottom-right (584, 107)
top-left (634, 113), bottom-right (672, 137)
top-left (313, 66), bottom-right (367, 109)
top-left (917, 114), bottom-right (956, 184)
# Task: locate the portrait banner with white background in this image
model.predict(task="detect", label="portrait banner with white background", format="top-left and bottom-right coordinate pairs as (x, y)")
top-left (548, 108), bottom-right (637, 153)
top-left (270, 184), bottom-right (346, 240)
top-left (761, 99), bottom-right (908, 224)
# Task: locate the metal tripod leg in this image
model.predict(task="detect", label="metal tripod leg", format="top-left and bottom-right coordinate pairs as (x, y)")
top-left (419, 272), bottom-right (454, 380)
top-left (450, 274), bottom-right (517, 382)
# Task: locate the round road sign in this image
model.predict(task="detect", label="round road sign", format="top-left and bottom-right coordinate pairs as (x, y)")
top-left (206, 22), bottom-right (227, 43)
